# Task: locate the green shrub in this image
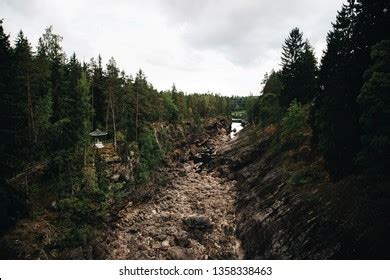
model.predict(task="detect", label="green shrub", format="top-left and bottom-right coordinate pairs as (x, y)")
top-left (57, 225), bottom-right (95, 249)
top-left (163, 94), bottom-right (180, 123)
top-left (280, 100), bottom-right (306, 149)
top-left (135, 129), bottom-right (162, 182)
top-left (81, 165), bottom-right (97, 192)
top-left (58, 197), bottom-right (97, 223)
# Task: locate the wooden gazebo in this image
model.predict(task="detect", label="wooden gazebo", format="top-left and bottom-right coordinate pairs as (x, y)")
top-left (89, 129), bottom-right (108, 149)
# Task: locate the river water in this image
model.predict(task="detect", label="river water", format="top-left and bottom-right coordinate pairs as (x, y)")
top-left (230, 121), bottom-right (243, 138)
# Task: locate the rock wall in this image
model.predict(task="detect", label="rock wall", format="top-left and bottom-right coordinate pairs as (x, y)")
top-left (209, 125), bottom-right (390, 259)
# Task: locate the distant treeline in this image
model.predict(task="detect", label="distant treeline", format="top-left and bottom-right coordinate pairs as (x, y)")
top-left (245, 0), bottom-right (389, 182)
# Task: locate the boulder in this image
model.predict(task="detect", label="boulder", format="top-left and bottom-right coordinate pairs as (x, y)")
top-left (183, 216), bottom-right (214, 232)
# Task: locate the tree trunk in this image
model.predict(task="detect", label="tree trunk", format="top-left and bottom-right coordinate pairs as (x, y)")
top-left (110, 87), bottom-right (117, 150)
top-left (153, 127), bottom-right (162, 151)
top-left (105, 100), bottom-right (110, 132)
top-left (91, 78), bottom-right (94, 129)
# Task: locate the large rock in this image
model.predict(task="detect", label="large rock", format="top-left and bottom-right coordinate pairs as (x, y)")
top-left (174, 232), bottom-right (192, 248)
top-left (167, 247), bottom-right (188, 260)
top-left (183, 216), bottom-right (214, 232)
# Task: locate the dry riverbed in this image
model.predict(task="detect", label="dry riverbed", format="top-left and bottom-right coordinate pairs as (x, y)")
top-left (104, 127), bottom-right (241, 260)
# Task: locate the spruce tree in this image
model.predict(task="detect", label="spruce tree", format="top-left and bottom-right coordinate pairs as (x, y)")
top-left (311, 4), bottom-right (359, 178)
top-left (77, 72), bottom-right (93, 165)
top-left (133, 69), bottom-right (151, 142)
top-left (105, 57), bottom-right (120, 149)
top-left (90, 55), bottom-right (105, 129)
top-left (280, 28), bottom-right (317, 107)
top-left (297, 42), bottom-right (318, 102)
top-left (9, 31), bottom-right (35, 153)
top-left (0, 19), bottom-right (14, 176)
top-left (171, 83), bottom-right (186, 120)
top-left (33, 37), bottom-right (53, 149)
top-left (262, 70), bottom-right (282, 96)
top-left (38, 26), bottom-right (65, 122)
top-left (356, 40), bottom-right (390, 179)
top-left (118, 74), bottom-right (135, 141)
top-left (66, 53), bottom-right (84, 145)
top-left (311, 0), bottom-right (389, 178)
top-left (0, 19), bottom-right (11, 97)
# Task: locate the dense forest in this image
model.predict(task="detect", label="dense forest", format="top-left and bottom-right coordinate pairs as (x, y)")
top-left (0, 19), bottom-right (231, 256)
top-left (0, 0), bottom-right (389, 259)
top-left (246, 0), bottom-right (389, 182)
top-left (236, 0), bottom-right (389, 258)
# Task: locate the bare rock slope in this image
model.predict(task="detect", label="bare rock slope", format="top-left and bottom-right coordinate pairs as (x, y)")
top-left (209, 125), bottom-right (390, 259)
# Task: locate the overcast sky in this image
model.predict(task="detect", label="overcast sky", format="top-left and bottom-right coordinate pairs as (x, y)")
top-left (1, 0), bottom-right (344, 96)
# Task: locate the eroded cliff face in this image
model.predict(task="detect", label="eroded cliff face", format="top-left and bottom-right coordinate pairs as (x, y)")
top-left (209, 125), bottom-right (390, 259)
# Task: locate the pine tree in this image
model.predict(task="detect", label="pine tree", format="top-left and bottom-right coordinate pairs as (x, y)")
top-left (171, 83), bottom-right (186, 120)
top-left (105, 57), bottom-right (120, 149)
top-left (311, 1), bottom-right (389, 178)
top-left (280, 28), bottom-right (317, 107)
top-left (59, 53), bottom-right (82, 150)
top-left (68, 54), bottom-right (84, 140)
top-left (38, 26), bottom-right (65, 122)
top-left (34, 34), bottom-right (53, 148)
top-left (0, 19), bottom-right (11, 97)
top-left (0, 19), bottom-right (14, 176)
top-left (118, 73), bottom-right (135, 141)
top-left (311, 3), bottom-right (359, 178)
top-left (353, 0), bottom-right (390, 77)
top-left (297, 42), bottom-right (318, 101)
top-left (77, 72), bottom-right (92, 165)
top-left (262, 70), bottom-right (282, 96)
top-left (171, 83), bottom-right (178, 106)
top-left (355, 40), bottom-right (390, 179)
top-left (133, 69), bottom-right (151, 142)
top-left (90, 55), bottom-right (105, 129)
top-left (162, 91), bottom-right (179, 123)
top-left (10, 31), bottom-right (35, 150)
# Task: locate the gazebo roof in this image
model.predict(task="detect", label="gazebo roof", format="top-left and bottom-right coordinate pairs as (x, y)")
top-left (89, 129), bottom-right (108, 137)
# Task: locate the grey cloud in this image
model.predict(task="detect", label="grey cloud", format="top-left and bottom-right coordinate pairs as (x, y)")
top-left (2, 0), bottom-right (41, 16)
top-left (160, 0), bottom-right (343, 65)
top-left (1, 0), bottom-right (345, 96)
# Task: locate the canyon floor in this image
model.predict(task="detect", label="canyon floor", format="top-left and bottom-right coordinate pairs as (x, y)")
top-left (104, 128), bottom-right (242, 260)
